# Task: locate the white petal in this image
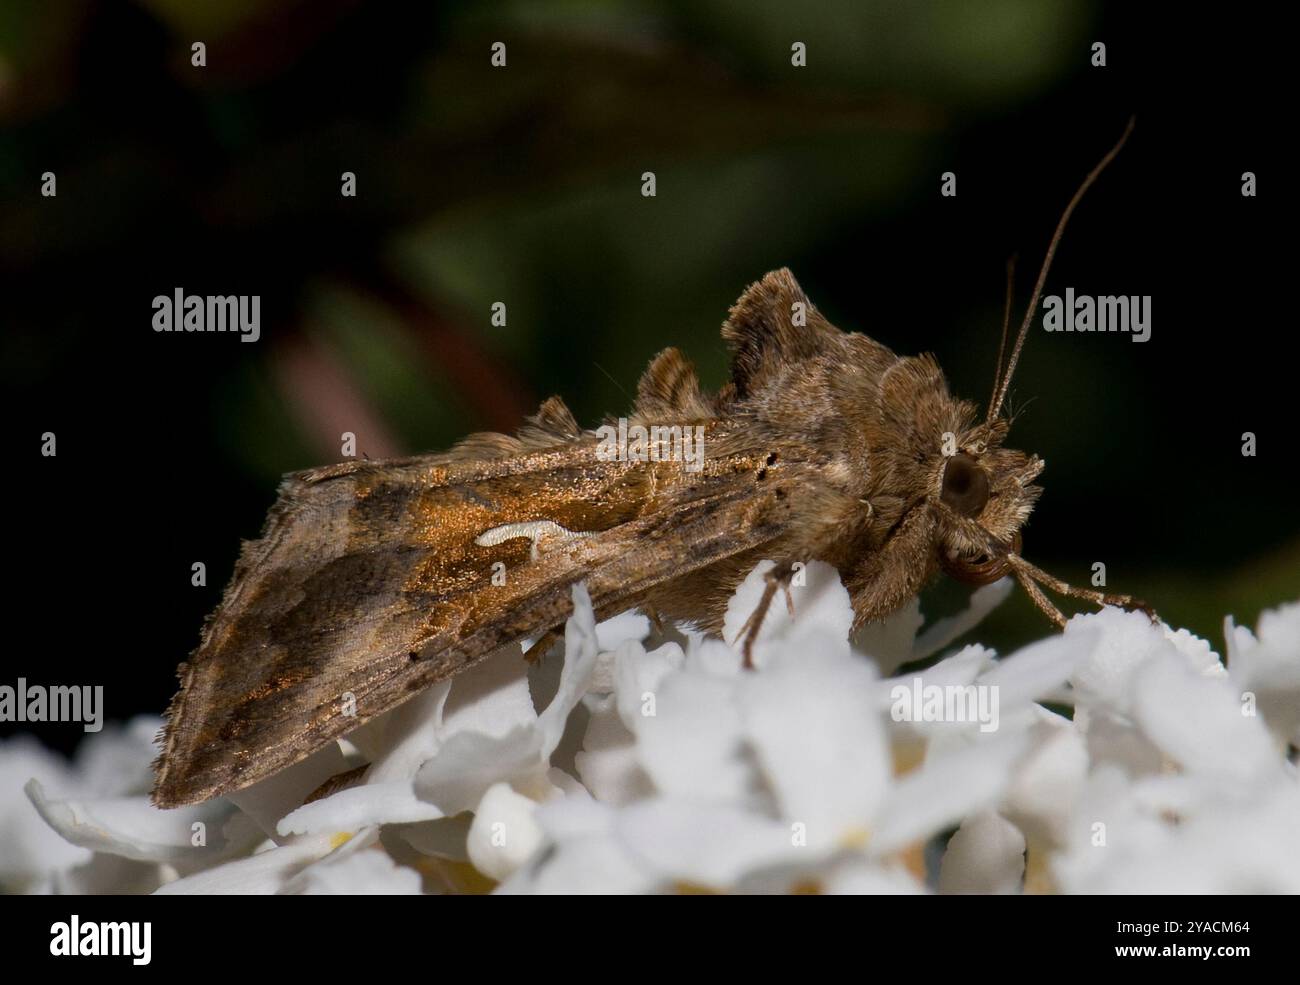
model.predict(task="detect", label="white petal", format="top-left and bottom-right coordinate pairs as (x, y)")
top-left (978, 628), bottom-right (1099, 709)
top-left (1050, 765), bottom-right (1157, 891)
top-left (873, 732), bottom-right (1028, 855)
top-left (1223, 614), bottom-right (1257, 669)
top-left (719, 561), bottom-right (781, 667)
top-left (1161, 626), bottom-right (1222, 675)
top-left (1227, 603), bottom-right (1300, 747)
top-left (26, 779), bottom-right (237, 863)
top-left (1133, 652), bottom-right (1278, 780)
top-left (906, 643), bottom-right (993, 689)
top-left (347, 682), bottom-right (451, 782)
top-left (546, 766), bottom-right (588, 798)
top-left (1067, 608), bottom-right (1208, 716)
top-left (531, 791), bottom-right (615, 842)
top-left (537, 582), bottom-right (601, 756)
top-left (777, 560), bottom-right (855, 655)
top-left (721, 560), bottom-right (854, 668)
top-left (737, 653), bottom-right (887, 848)
top-left (153, 833), bottom-right (338, 894)
top-left (632, 670), bottom-right (757, 806)
top-left (595, 609), bottom-right (651, 653)
top-left (1053, 769), bottom-right (1300, 893)
top-left (913, 578), bottom-right (1014, 661)
top-left (614, 639), bottom-right (685, 733)
top-left (1075, 706), bottom-right (1165, 777)
top-left (938, 810), bottom-right (1025, 894)
top-left (288, 848), bottom-right (422, 895)
top-left (415, 584), bottom-right (602, 815)
top-left (0, 737), bottom-right (91, 884)
top-left (1254, 602), bottom-right (1300, 673)
top-left (225, 741), bottom-right (352, 839)
top-left (498, 832), bottom-right (656, 894)
top-left (467, 782), bottom-right (545, 880)
top-left (589, 648), bottom-right (621, 695)
top-left (415, 726), bottom-right (545, 816)
top-left (615, 800), bottom-right (800, 889)
top-left (685, 636), bottom-right (744, 677)
top-left (853, 597), bottom-right (924, 675)
top-left (881, 644), bottom-right (993, 740)
top-left (498, 797), bottom-right (653, 893)
top-left (1002, 711), bottom-right (1087, 846)
top-left (399, 814), bottom-right (473, 861)
top-left (276, 781), bottom-right (443, 837)
top-left (575, 695), bottom-right (654, 805)
top-left (440, 644), bottom-right (533, 740)
top-left (825, 858), bottom-right (925, 894)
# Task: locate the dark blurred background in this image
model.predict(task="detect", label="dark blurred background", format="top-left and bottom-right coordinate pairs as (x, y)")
top-left (3, 1), bottom-right (1293, 752)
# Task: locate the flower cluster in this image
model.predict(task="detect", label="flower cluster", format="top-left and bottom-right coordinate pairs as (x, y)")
top-left (4, 562), bottom-right (1297, 893)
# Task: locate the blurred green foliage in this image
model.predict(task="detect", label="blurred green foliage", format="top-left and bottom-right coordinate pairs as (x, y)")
top-left (1, 0), bottom-right (1293, 709)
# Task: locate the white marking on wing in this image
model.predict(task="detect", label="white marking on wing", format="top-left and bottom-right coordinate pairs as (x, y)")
top-left (475, 520), bottom-right (593, 561)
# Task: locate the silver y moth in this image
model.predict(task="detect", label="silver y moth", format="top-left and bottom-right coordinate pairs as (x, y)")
top-left (153, 120), bottom-right (1150, 808)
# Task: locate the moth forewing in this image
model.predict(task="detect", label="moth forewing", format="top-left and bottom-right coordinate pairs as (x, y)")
top-left (152, 414), bottom-right (796, 807)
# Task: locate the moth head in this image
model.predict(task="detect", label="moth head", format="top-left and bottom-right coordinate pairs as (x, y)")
top-left (932, 412), bottom-right (1155, 629)
top-left (933, 420), bottom-right (1043, 586)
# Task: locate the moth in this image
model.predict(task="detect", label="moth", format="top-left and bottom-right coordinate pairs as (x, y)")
top-left (153, 120), bottom-right (1151, 808)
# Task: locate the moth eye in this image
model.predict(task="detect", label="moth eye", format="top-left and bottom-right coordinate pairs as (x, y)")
top-left (941, 453), bottom-right (990, 517)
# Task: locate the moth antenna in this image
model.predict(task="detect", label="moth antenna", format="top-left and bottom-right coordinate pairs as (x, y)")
top-left (987, 115), bottom-right (1135, 423)
top-left (987, 253), bottom-right (1018, 424)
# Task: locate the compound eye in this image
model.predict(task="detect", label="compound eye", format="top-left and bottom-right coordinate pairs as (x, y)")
top-left (941, 453), bottom-right (990, 517)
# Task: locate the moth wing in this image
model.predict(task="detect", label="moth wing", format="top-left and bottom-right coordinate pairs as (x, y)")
top-left (721, 268), bottom-right (841, 397)
top-left (153, 442), bottom-right (785, 806)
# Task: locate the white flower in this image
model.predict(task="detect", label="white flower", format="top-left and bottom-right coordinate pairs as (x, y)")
top-left (510, 563), bottom-right (1036, 892)
top-left (7, 561), bottom-right (1297, 894)
top-left (1226, 602), bottom-right (1300, 749)
top-left (3, 716), bottom-right (217, 894)
top-left (938, 810), bottom-right (1025, 894)
top-left (466, 782), bottom-right (546, 880)
top-left (287, 844), bottom-right (423, 895)
top-left (1, 736), bottom-right (93, 891)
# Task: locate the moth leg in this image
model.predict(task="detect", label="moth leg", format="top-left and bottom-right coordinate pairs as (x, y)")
top-left (523, 628), bottom-right (563, 664)
top-left (642, 605), bottom-right (666, 636)
top-left (304, 764), bottom-right (369, 805)
top-left (1013, 570), bottom-right (1068, 629)
top-left (1010, 555), bottom-right (1158, 623)
top-left (733, 561), bottom-right (797, 670)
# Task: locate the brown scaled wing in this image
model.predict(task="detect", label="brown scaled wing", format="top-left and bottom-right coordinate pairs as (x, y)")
top-left (153, 430), bottom-right (788, 807)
